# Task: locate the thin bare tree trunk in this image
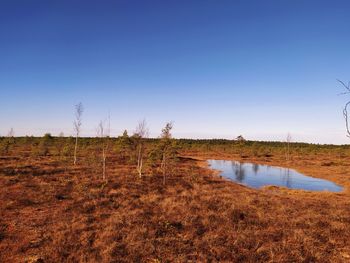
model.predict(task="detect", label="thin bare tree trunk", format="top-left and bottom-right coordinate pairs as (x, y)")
top-left (162, 152), bottom-right (166, 185)
top-left (159, 122), bottom-right (174, 185)
top-left (102, 148), bottom-right (106, 181)
top-left (133, 119), bottom-right (148, 178)
top-left (137, 144), bottom-right (143, 177)
top-left (97, 119), bottom-right (108, 182)
top-left (136, 159), bottom-right (142, 177)
top-left (74, 135), bottom-right (78, 165)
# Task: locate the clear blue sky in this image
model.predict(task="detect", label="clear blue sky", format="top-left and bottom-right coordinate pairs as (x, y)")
top-left (1, 0), bottom-right (350, 144)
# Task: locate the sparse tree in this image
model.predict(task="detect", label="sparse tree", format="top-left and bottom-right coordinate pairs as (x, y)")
top-left (235, 135), bottom-right (246, 157)
top-left (133, 119), bottom-right (149, 178)
top-left (122, 129), bottom-right (128, 137)
top-left (73, 102), bottom-right (83, 165)
top-left (159, 122), bottom-right (176, 184)
top-left (115, 130), bottom-right (133, 162)
top-left (7, 128), bottom-right (14, 138)
top-left (235, 135), bottom-right (245, 142)
top-left (7, 128), bottom-right (15, 146)
top-left (36, 133), bottom-right (53, 156)
top-left (97, 118), bottom-right (110, 182)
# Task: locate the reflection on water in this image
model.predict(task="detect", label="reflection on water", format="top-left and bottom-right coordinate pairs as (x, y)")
top-left (208, 160), bottom-right (343, 192)
top-left (233, 162), bottom-right (245, 182)
top-left (252, 163), bottom-right (259, 175)
top-left (282, 168), bottom-right (291, 189)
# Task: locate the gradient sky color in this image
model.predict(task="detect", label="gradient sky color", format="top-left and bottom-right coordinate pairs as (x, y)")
top-left (1, 0), bottom-right (350, 144)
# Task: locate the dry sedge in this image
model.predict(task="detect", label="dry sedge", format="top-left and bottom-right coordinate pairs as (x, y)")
top-left (0, 139), bottom-right (349, 262)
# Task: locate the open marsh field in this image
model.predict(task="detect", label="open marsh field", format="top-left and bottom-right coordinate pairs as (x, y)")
top-left (0, 138), bottom-right (350, 262)
top-left (3, 1), bottom-right (350, 262)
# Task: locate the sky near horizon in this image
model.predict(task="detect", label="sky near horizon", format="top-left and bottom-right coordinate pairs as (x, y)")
top-left (1, 0), bottom-right (350, 144)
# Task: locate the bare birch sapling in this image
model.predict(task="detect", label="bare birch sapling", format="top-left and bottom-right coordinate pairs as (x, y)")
top-left (134, 119), bottom-right (148, 178)
top-left (73, 102), bottom-right (83, 165)
top-left (7, 128), bottom-right (14, 138)
top-left (97, 119), bottom-right (109, 182)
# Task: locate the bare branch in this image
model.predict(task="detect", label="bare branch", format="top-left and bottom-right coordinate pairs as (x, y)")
top-left (134, 119), bottom-right (149, 138)
top-left (337, 79), bottom-right (350, 95)
top-left (338, 80), bottom-right (350, 138)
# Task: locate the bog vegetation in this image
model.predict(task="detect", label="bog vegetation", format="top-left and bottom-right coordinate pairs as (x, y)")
top-left (2, 133), bottom-right (350, 166)
top-left (1, 102), bottom-right (350, 262)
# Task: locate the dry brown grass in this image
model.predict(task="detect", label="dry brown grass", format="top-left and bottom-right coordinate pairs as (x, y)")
top-left (0, 146), bottom-right (350, 262)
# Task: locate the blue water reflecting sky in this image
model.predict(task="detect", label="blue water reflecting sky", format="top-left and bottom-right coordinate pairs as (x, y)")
top-left (208, 160), bottom-right (343, 192)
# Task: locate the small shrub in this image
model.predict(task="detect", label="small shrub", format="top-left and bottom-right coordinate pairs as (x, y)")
top-left (32, 133), bottom-right (53, 156)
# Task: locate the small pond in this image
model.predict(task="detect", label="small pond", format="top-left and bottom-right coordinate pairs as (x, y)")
top-left (208, 160), bottom-right (343, 192)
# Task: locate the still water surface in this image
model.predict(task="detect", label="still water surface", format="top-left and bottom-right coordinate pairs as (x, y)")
top-left (208, 160), bottom-right (343, 192)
